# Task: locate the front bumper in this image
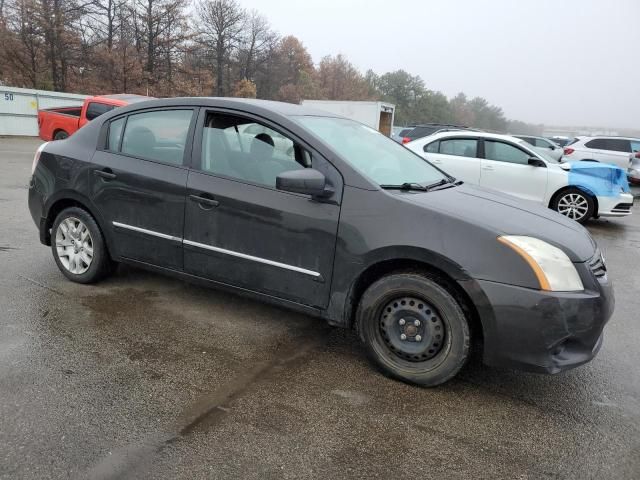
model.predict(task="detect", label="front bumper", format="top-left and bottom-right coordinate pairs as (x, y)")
top-left (597, 192), bottom-right (634, 217)
top-left (479, 262), bottom-right (614, 374)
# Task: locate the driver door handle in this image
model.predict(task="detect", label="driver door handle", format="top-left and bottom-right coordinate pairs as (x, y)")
top-left (94, 168), bottom-right (116, 180)
top-left (482, 165), bottom-right (494, 171)
top-left (189, 194), bottom-right (219, 208)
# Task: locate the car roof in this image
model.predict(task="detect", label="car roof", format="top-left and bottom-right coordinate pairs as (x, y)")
top-left (412, 130), bottom-right (528, 144)
top-left (113, 97), bottom-right (340, 118)
top-left (575, 135), bottom-right (640, 141)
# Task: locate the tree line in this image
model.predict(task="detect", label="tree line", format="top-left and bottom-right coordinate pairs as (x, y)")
top-left (0, 0), bottom-right (541, 134)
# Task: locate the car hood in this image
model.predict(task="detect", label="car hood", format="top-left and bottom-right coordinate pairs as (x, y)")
top-left (399, 183), bottom-right (596, 262)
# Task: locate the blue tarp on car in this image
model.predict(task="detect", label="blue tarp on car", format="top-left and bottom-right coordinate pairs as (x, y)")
top-left (567, 162), bottom-right (630, 197)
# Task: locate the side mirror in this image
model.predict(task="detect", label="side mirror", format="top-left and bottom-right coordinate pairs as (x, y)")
top-left (276, 168), bottom-right (331, 197)
top-left (528, 157), bottom-right (546, 167)
top-left (549, 145), bottom-right (556, 150)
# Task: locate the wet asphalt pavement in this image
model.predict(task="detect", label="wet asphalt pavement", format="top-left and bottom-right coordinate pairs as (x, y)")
top-left (1, 137), bottom-right (639, 479)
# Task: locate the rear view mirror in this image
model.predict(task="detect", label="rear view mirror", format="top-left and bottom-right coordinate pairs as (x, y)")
top-left (276, 169), bottom-right (331, 197)
top-left (528, 157), bottom-right (546, 167)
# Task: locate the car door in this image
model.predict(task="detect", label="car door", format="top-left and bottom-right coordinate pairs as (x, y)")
top-left (422, 137), bottom-right (481, 184)
top-left (479, 139), bottom-right (548, 204)
top-left (601, 139), bottom-right (632, 168)
top-left (89, 107), bottom-right (197, 270)
top-left (183, 109), bottom-right (342, 308)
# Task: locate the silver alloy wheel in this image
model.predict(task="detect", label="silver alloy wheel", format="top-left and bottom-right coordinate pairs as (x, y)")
top-left (55, 217), bottom-right (94, 275)
top-left (557, 193), bottom-right (589, 220)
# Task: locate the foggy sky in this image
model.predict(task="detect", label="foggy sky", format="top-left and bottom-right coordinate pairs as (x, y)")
top-left (240, 0), bottom-right (639, 129)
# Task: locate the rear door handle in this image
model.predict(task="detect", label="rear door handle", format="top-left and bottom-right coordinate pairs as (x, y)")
top-left (94, 169), bottom-right (116, 180)
top-left (189, 194), bottom-right (219, 208)
top-left (482, 166), bottom-right (494, 171)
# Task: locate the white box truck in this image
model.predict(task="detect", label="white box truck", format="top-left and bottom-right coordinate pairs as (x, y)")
top-left (301, 100), bottom-right (395, 137)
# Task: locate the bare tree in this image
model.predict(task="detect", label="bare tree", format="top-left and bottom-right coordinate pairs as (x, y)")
top-left (196, 0), bottom-right (244, 96)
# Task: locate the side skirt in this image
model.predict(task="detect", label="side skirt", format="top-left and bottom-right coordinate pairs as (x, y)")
top-left (116, 257), bottom-right (328, 322)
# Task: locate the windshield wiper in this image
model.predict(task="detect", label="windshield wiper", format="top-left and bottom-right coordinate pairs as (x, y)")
top-left (380, 182), bottom-right (428, 192)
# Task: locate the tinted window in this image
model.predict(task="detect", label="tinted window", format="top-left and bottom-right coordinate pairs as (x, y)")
top-left (604, 139), bottom-right (631, 153)
top-left (439, 138), bottom-right (478, 158)
top-left (86, 102), bottom-right (115, 121)
top-left (201, 113), bottom-right (311, 188)
top-left (107, 117), bottom-right (125, 151)
top-left (399, 129), bottom-right (412, 137)
top-left (584, 138), bottom-right (609, 149)
top-left (407, 126), bottom-right (439, 139)
top-left (424, 141), bottom-right (439, 153)
top-left (484, 141), bottom-right (530, 165)
top-left (120, 109), bottom-right (193, 165)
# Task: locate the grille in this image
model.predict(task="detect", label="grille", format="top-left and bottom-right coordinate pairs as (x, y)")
top-left (589, 251), bottom-right (607, 278)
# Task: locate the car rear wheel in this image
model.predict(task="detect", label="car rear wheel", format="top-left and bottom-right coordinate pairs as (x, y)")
top-left (356, 272), bottom-right (470, 387)
top-left (51, 207), bottom-right (114, 284)
top-left (552, 188), bottom-right (594, 223)
top-left (53, 130), bottom-right (69, 140)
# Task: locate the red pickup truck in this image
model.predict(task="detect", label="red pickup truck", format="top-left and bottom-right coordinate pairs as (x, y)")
top-left (38, 94), bottom-right (150, 141)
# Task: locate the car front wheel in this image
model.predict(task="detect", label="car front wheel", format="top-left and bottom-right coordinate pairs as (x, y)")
top-left (356, 272), bottom-right (470, 387)
top-left (552, 188), bottom-right (594, 223)
top-left (51, 207), bottom-right (114, 283)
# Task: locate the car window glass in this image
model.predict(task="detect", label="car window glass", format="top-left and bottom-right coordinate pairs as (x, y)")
top-left (604, 139), bottom-right (631, 153)
top-left (120, 109), bottom-right (193, 165)
top-left (297, 116), bottom-right (447, 186)
top-left (585, 138), bottom-right (608, 149)
top-left (201, 113), bottom-right (311, 188)
top-left (107, 117), bottom-right (125, 151)
top-left (86, 102), bottom-right (114, 121)
top-left (439, 138), bottom-right (477, 158)
top-left (535, 138), bottom-right (551, 148)
top-left (424, 141), bottom-right (439, 153)
top-left (484, 140), bottom-right (530, 164)
top-left (630, 140), bottom-right (640, 152)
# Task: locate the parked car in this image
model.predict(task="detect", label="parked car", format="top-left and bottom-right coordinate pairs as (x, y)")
top-left (406, 131), bottom-right (633, 223)
top-left (563, 136), bottom-right (640, 170)
top-left (549, 136), bottom-right (571, 147)
top-left (29, 98), bottom-right (614, 386)
top-left (628, 151), bottom-right (640, 185)
top-left (392, 126), bottom-right (413, 143)
top-left (38, 94), bottom-right (150, 141)
top-left (513, 135), bottom-right (563, 162)
top-left (400, 123), bottom-right (474, 144)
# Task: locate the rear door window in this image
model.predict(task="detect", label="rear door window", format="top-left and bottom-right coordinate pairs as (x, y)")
top-left (484, 140), bottom-right (530, 165)
top-left (585, 138), bottom-right (609, 150)
top-left (439, 138), bottom-right (478, 158)
top-left (119, 109), bottom-right (194, 165)
top-left (424, 141), bottom-right (439, 153)
top-left (86, 102), bottom-right (115, 121)
top-left (604, 139), bottom-right (631, 153)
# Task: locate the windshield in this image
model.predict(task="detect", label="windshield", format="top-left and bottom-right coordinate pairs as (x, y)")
top-left (296, 116), bottom-right (448, 186)
top-left (514, 139), bottom-right (558, 163)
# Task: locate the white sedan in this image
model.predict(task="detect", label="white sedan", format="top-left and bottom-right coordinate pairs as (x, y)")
top-left (406, 131), bottom-right (634, 223)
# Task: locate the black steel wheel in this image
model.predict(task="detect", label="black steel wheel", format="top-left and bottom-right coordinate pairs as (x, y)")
top-left (356, 272), bottom-right (470, 386)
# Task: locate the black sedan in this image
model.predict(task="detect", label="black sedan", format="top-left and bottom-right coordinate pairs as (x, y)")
top-left (28, 98), bottom-right (613, 386)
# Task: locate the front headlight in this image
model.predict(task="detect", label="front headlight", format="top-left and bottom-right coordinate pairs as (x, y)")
top-left (498, 236), bottom-right (584, 292)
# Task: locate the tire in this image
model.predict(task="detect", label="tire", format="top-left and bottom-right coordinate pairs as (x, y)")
top-left (551, 187), bottom-right (594, 224)
top-left (50, 207), bottom-right (113, 284)
top-left (53, 130), bottom-right (69, 140)
top-left (356, 272), bottom-right (470, 387)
